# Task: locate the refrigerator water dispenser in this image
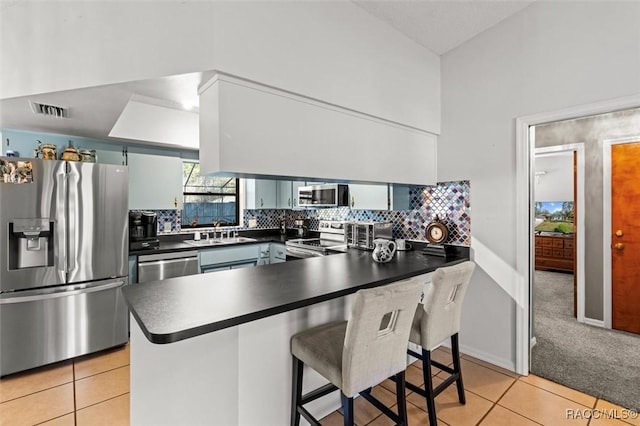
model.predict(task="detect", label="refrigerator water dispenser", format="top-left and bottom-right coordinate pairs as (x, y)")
top-left (8, 219), bottom-right (54, 269)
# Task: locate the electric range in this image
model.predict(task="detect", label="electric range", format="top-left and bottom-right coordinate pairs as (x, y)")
top-left (285, 220), bottom-right (347, 259)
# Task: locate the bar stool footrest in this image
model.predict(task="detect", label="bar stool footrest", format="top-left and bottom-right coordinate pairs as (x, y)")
top-left (360, 389), bottom-right (404, 424)
top-left (301, 383), bottom-right (339, 405)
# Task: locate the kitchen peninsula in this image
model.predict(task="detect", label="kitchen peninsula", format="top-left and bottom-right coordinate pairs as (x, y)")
top-left (123, 247), bottom-right (469, 425)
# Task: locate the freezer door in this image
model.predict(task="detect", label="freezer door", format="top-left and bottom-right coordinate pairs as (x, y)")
top-left (0, 158), bottom-right (66, 292)
top-left (0, 278), bottom-right (128, 376)
top-left (66, 162), bottom-right (128, 284)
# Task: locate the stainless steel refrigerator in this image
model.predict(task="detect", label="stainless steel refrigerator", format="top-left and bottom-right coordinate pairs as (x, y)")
top-left (0, 157), bottom-right (129, 376)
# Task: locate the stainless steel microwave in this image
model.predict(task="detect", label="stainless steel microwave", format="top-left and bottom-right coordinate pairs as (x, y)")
top-left (297, 184), bottom-right (349, 207)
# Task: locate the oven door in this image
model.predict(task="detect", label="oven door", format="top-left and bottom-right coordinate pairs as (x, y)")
top-left (285, 246), bottom-right (325, 261)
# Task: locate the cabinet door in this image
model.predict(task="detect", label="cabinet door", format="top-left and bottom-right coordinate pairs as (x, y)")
top-left (291, 181), bottom-right (306, 209)
top-left (269, 243), bottom-right (286, 263)
top-left (128, 153), bottom-right (182, 210)
top-left (246, 179), bottom-right (277, 209)
top-left (390, 184), bottom-right (410, 211)
top-left (257, 180), bottom-right (277, 208)
top-left (348, 183), bottom-right (389, 210)
top-left (128, 256), bottom-right (137, 284)
top-left (276, 180), bottom-right (293, 209)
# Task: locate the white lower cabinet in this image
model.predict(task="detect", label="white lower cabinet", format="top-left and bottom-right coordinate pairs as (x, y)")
top-left (257, 244), bottom-right (270, 266)
top-left (128, 256), bottom-right (137, 284)
top-left (199, 245), bottom-right (260, 273)
top-left (269, 243), bottom-right (286, 264)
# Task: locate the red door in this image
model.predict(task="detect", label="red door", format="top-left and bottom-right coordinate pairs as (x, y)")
top-left (611, 141), bottom-right (640, 334)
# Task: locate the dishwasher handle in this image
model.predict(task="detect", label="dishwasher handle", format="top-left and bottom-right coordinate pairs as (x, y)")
top-left (138, 257), bottom-right (197, 267)
top-left (137, 256), bottom-right (199, 283)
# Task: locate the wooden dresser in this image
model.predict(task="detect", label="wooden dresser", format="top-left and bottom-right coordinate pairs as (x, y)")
top-left (535, 234), bottom-right (575, 273)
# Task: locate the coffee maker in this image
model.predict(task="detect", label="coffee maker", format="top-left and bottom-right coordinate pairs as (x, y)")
top-left (129, 211), bottom-right (159, 251)
top-left (294, 218), bottom-right (310, 238)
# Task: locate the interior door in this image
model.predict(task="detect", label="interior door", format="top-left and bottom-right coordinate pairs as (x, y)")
top-left (611, 141), bottom-right (640, 334)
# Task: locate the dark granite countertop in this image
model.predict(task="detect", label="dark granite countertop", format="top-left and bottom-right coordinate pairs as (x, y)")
top-left (122, 247), bottom-right (470, 345)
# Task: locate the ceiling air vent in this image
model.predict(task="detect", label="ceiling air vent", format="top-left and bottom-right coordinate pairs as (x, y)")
top-left (29, 101), bottom-right (69, 118)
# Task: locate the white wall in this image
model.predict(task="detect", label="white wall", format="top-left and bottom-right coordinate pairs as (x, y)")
top-left (439, 1), bottom-right (640, 369)
top-left (0, 1), bottom-right (216, 99)
top-left (0, 1), bottom-right (440, 134)
top-left (534, 154), bottom-right (574, 202)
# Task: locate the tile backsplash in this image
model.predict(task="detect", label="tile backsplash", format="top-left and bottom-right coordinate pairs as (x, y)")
top-left (243, 180), bottom-right (470, 246)
top-left (154, 209), bottom-right (182, 234)
top-left (151, 181), bottom-right (470, 246)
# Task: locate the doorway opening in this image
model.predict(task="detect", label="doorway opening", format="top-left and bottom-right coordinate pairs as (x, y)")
top-left (520, 107), bottom-right (640, 411)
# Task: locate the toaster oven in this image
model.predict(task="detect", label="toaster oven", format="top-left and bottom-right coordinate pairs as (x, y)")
top-left (345, 221), bottom-right (393, 250)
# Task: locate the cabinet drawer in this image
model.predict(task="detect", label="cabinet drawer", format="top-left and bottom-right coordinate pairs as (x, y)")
top-left (552, 248), bottom-right (563, 258)
top-left (564, 239), bottom-right (575, 249)
top-left (563, 249), bottom-right (574, 259)
top-left (535, 247), bottom-right (542, 256)
top-left (535, 237), bottom-right (543, 247)
top-left (542, 238), bottom-right (554, 247)
top-left (552, 239), bottom-right (564, 248)
top-left (199, 245), bottom-right (259, 266)
top-left (542, 247), bottom-right (553, 257)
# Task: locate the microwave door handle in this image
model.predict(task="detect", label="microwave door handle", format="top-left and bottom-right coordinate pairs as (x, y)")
top-left (55, 169), bottom-right (67, 278)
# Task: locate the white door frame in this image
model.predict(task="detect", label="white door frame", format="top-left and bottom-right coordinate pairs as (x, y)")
top-left (514, 94), bottom-right (640, 375)
top-left (602, 135), bottom-right (640, 329)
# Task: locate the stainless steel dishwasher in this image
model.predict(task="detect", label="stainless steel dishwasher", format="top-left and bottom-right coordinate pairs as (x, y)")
top-left (137, 251), bottom-right (199, 283)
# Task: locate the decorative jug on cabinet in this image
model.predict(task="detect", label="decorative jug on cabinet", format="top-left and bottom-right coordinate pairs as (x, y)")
top-left (33, 140), bottom-right (57, 160)
top-left (61, 141), bottom-right (81, 162)
top-left (371, 238), bottom-right (397, 263)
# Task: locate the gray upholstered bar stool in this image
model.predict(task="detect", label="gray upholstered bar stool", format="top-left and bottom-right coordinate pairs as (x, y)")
top-left (290, 277), bottom-right (424, 426)
top-left (406, 261), bottom-right (475, 426)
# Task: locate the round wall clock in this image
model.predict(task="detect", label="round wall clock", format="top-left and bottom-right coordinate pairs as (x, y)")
top-left (425, 216), bottom-right (448, 245)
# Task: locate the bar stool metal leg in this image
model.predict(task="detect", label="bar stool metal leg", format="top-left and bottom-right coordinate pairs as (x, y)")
top-left (422, 349), bottom-right (438, 426)
top-left (291, 356), bottom-right (303, 426)
top-left (341, 393), bottom-right (354, 426)
top-left (394, 371), bottom-right (408, 426)
top-left (451, 334), bottom-right (466, 404)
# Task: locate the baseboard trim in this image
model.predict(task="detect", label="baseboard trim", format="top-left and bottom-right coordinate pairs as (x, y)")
top-left (439, 342), bottom-right (516, 373)
top-left (582, 317), bottom-right (605, 328)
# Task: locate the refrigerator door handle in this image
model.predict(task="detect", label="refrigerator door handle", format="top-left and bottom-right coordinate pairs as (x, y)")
top-left (56, 169), bottom-right (68, 276)
top-left (67, 168), bottom-right (79, 274)
top-left (0, 279), bottom-right (125, 304)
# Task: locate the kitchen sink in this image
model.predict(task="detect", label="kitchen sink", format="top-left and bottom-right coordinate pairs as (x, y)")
top-left (183, 237), bottom-right (257, 247)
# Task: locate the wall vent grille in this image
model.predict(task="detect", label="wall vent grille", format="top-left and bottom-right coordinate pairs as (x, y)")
top-left (29, 101), bottom-right (69, 118)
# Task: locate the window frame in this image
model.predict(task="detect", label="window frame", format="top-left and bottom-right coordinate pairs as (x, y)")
top-left (181, 161), bottom-right (240, 229)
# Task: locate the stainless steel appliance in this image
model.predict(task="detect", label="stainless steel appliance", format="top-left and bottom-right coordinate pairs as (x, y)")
top-left (297, 184), bottom-right (349, 207)
top-left (138, 251), bottom-right (199, 283)
top-left (0, 157), bottom-right (129, 376)
top-left (129, 210), bottom-right (159, 251)
top-left (293, 218), bottom-right (310, 238)
top-left (285, 220), bottom-right (347, 259)
top-left (345, 221), bottom-right (393, 250)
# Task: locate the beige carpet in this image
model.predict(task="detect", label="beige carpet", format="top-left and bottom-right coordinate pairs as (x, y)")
top-left (531, 270), bottom-right (640, 411)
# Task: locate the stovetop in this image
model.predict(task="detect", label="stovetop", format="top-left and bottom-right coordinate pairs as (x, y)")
top-left (286, 238), bottom-right (347, 253)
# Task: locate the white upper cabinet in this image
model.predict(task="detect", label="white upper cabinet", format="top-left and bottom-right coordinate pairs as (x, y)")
top-left (291, 181), bottom-right (306, 209)
top-left (348, 184), bottom-right (389, 211)
top-left (128, 153), bottom-right (182, 210)
top-left (276, 180), bottom-right (293, 209)
top-left (390, 184), bottom-right (411, 211)
top-left (199, 75), bottom-right (437, 185)
top-left (245, 179), bottom-right (277, 209)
